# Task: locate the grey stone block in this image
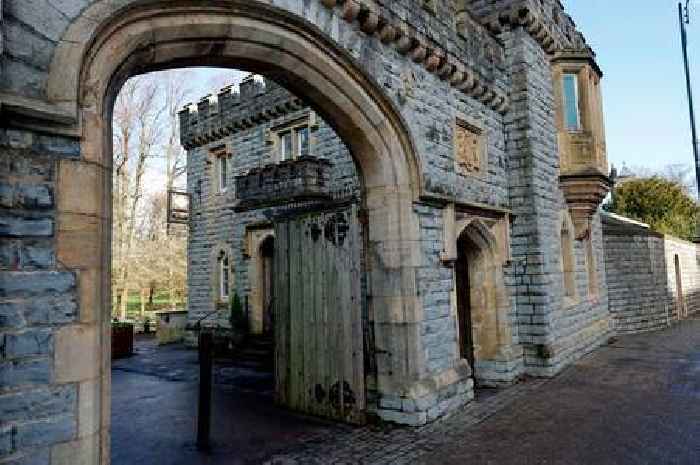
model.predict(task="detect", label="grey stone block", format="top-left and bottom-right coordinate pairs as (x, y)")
top-left (35, 134), bottom-right (81, 158)
top-left (0, 271), bottom-right (75, 297)
top-left (0, 216), bottom-right (53, 238)
top-left (0, 424), bottom-right (14, 456)
top-left (0, 302), bottom-right (25, 328)
top-left (20, 242), bottom-right (54, 268)
top-left (0, 385), bottom-right (76, 422)
top-left (16, 184), bottom-right (53, 209)
top-left (2, 328), bottom-right (53, 360)
top-left (0, 183), bottom-right (13, 208)
top-left (378, 395), bottom-right (402, 411)
top-left (377, 408), bottom-right (427, 426)
top-left (0, 358), bottom-right (51, 388)
top-left (16, 415), bottom-right (76, 449)
top-left (4, 448), bottom-right (50, 465)
top-left (25, 297), bottom-right (78, 325)
top-left (4, 0), bottom-right (70, 42)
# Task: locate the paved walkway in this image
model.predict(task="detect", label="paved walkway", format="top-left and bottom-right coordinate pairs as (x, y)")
top-left (112, 318), bottom-right (700, 464)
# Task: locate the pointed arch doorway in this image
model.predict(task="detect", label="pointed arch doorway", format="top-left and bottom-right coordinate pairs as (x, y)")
top-left (453, 220), bottom-right (514, 387)
top-left (455, 232), bottom-right (476, 372)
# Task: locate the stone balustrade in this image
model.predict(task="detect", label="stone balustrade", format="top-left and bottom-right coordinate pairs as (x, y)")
top-left (234, 157), bottom-right (333, 209)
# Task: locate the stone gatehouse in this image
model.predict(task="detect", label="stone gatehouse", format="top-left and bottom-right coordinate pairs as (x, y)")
top-left (1, 0), bottom-right (615, 463)
top-left (181, 75), bottom-right (360, 331)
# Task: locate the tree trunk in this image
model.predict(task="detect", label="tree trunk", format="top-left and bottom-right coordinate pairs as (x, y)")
top-left (148, 283), bottom-right (155, 307)
top-left (120, 286), bottom-right (129, 321)
top-left (140, 288), bottom-right (146, 318)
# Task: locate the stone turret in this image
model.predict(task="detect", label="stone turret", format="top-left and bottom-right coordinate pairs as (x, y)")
top-left (466, 0), bottom-right (609, 239)
top-left (466, 0), bottom-right (594, 55)
top-left (179, 75), bottom-right (304, 150)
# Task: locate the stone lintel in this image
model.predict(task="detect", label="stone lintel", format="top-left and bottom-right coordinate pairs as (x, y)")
top-left (0, 92), bottom-right (79, 138)
top-left (551, 49), bottom-right (603, 78)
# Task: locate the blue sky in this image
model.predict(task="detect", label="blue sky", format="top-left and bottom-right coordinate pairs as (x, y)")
top-left (175, 1), bottom-right (700, 176)
top-left (563, 0), bottom-right (700, 173)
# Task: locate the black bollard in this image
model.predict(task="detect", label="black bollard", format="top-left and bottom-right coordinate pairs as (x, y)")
top-left (197, 330), bottom-right (213, 450)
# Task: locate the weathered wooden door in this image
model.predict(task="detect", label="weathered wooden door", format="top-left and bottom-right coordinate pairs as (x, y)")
top-left (273, 204), bottom-right (365, 423)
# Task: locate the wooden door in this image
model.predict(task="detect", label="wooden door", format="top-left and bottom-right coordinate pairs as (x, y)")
top-left (273, 204), bottom-right (365, 423)
top-left (674, 255), bottom-right (686, 319)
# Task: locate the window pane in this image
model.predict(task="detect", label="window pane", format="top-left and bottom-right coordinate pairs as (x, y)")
top-left (563, 74), bottom-right (580, 131)
top-left (221, 256), bottom-right (229, 299)
top-left (219, 156), bottom-right (228, 191)
top-left (296, 127), bottom-right (309, 157)
top-left (281, 132), bottom-right (293, 160)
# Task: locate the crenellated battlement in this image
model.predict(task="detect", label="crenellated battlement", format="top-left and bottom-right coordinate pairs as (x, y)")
top-left (467, 0), bottom-right (595, 58)
top-left (179, 75), bottom-right (305, 150)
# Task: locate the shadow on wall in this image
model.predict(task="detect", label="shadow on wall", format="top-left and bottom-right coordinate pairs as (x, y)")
top-left (602, 212), bottom-right (700, 334)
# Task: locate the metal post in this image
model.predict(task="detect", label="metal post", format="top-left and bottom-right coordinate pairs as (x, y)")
top-left (680, 2), bottom-right (700, 196)
top-left (197, 330), bottom-right (213, 450)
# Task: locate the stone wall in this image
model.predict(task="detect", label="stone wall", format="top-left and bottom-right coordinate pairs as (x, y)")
top-left (664, 236), bottom-right (700, 318)
top-left (0, 129), bottom-right (100, 464)
top-left (603, 213), bottom-right (700, 333)
top-left (500, 25), bottom-right (610, 378)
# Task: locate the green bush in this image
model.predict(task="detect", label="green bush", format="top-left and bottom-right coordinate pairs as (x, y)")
top-left (607, 176), bottom-right (699, 240)
top-left (229, 292), bottom-right (247, 331)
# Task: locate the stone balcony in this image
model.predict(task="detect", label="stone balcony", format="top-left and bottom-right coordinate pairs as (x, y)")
top-left (234, 157), bottom-right (332, 210)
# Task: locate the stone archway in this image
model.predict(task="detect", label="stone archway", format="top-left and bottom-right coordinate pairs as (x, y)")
top-left (46, 1), bottom-right (424, 461)
top-left (454, 219), bottom-right (514, 386)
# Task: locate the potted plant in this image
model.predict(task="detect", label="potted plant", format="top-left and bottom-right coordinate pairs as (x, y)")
top-left (229, 292), bottom-right (247, 346)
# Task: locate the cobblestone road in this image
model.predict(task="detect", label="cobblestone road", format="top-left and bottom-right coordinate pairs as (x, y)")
top-left (112, 318), bottom-right (700, 464)
top-left (265, 317), bottom-right (700, 465)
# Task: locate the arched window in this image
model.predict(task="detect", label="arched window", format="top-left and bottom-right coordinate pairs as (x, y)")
top-left (217, 251), bottom-right (230, 302)
top-left (561, 214), bottom-right (576, 299)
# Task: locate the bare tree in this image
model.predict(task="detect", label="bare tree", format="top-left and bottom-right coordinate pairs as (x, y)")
top-left (112, 76), bottom-right (165, 320)
top-left (112, 70), bottom-right (196, 320)
top-left (162, 71), bottom-right (191, 191)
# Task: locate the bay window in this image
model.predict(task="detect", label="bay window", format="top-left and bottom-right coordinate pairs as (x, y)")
top-left (562, 73), bottom-right (581, 131)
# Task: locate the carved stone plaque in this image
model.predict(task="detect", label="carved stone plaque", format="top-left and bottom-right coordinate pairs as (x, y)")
top-left (454, 119), bottom-right (485, 177)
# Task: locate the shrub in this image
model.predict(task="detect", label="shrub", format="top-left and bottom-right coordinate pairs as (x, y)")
top-left (229, 292), bottom-right (247, 331)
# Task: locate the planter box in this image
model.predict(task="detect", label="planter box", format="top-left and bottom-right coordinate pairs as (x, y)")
top-left (112, 322), bottom-right (134, 359)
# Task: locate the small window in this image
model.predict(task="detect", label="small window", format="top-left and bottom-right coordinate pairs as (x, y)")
top-left (280, 131), bottom-right (293, 161)
top-left (296, 126), bottom-right (309, 157)
top-left (563, 73), bottom-right (580, 131)
top-left (218, 155), bottom-right (228, 192)
top-left (219, 253), bottom-right (230, 301)
top-left (277, 123), bottom-right (310, 161)
top-left (561, 219), bottom-right (576, 299)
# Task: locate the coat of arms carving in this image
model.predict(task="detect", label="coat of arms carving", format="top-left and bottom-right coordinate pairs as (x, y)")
top-left (455, 119), bottom-right (485, 176)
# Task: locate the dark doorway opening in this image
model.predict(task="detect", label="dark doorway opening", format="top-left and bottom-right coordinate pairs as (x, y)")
top-left (261, 236), bottom-right (275, 335)
top-left (455, 233), bottom-right (476, 375)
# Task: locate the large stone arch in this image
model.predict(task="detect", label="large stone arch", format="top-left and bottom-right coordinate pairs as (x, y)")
top-left (45, 1), bottom-right (427, 461)
top-left (454, 218), bottom-right (516, 386)
top-left (48, 0), bottom-right (422, 194)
